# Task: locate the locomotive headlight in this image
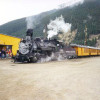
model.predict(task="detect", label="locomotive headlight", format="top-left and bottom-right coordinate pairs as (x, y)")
top-left (19, 42), bottom-right (30, 55)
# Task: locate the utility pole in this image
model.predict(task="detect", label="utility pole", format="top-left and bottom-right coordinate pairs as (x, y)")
top-left (84, 25), bottom-right (87, 45)
top-left (43, 25), bottom-right (47, 39)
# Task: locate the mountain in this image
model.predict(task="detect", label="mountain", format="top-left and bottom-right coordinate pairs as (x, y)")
top-left (0, 9), bottom-right (56, 38)
top-left (0, 0), bottom-right (100, 46)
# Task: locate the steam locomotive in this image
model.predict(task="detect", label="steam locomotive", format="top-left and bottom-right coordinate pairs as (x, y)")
top-left (14, 29), bottom-right (76, 63)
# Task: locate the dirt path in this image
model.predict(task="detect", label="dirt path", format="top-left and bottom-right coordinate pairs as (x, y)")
top-left (0, 57), bottom-right (100, 100)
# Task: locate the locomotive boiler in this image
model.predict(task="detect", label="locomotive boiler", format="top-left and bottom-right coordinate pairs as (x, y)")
top-left (14, 29), bottom-right (76, 63)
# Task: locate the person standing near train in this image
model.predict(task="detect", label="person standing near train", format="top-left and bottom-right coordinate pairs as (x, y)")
top-left (8, 49), bottom-right (12, 58)
top-left (1, 49), bottom-right (6, 58)
top-left (0, 51), bottom-right (1, 59)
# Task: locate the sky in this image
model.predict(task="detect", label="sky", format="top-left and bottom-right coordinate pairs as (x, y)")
top-left (0, 0), bottom-right (84, 25)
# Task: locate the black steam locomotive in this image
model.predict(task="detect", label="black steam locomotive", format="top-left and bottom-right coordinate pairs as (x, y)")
top-left (14, 29), bottom-right (76, 63)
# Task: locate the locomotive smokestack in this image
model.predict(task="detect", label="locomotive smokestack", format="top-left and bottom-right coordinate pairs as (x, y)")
top-left (26, 29), bottom-right (33, 37)
top-left (26, 29), bottom-right (33, 41)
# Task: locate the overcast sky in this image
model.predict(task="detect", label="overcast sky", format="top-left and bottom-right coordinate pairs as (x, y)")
top-left (0, 0), bottom-right (84, 25)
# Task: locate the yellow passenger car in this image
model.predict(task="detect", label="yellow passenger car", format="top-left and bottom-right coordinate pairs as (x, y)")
top-left (97, 49), bottom-right (100, 55)
top-left (90, 48), bottom-right (98, 55)
top-left (70, 44), bottom-right (100, 57)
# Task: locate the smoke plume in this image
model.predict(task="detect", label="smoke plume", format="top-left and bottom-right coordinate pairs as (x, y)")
top-left (47, 15), bottom-right (71, 39)
top-left (26, 16), bottom-right (34, 29)
top-left (26, 15), bottom-right (41, 29)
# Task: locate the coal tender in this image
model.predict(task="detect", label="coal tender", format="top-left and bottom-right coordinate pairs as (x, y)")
top-left (14, 29), bottom-right (76, 63)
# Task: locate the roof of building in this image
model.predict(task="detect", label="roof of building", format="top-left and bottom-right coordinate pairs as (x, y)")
top-left (70, 44), bottom-right (100, 50)
top-left (0, 33), bottom-right (21, 39)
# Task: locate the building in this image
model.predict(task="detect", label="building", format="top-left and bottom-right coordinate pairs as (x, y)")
top-left (0, 33), bottom-right (21, 56)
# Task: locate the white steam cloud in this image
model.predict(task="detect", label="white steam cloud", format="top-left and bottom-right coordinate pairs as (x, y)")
top-left (47, 15), bottom-right (71, 38)
top-left (38, 52), bottom-right (67, 63)
top-left (26, 16), bottom-right (40, 29)
top-left (26, 16), bottom-right (34, 29)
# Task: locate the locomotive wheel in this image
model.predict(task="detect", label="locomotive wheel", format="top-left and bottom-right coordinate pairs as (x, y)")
top-left (30, 57), bottom-right (38, 63)
top-left (47, 51), bottom-right (52, 56)
top-left (52, 47), bottom-right (56, 52)
top-left (67, 55), bottom-right (72, 59)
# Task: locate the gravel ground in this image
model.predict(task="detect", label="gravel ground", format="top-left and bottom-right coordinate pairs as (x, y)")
top-left (0, 57), bottom-right (100, 100)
